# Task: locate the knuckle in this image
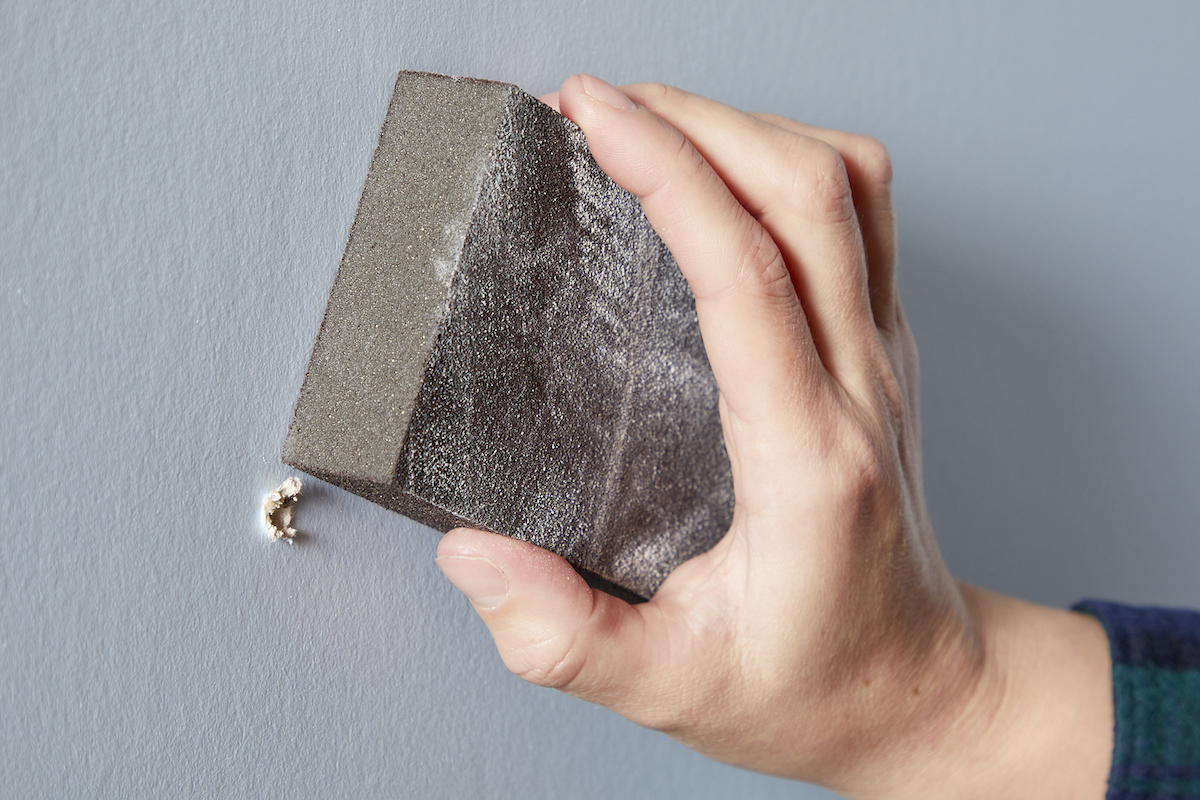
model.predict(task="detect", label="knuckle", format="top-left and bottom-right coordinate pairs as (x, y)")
top-left (674, 135), bottom-right (709, 183)
top-left (782, 139), bottom-right (855, 225)
top-left (639, 81), bottom-right (683, 109)
top-left (736, 222), bottom-right (794, 301)
top-left (642, 134), bottom-right (708, 207)
top-left (820, 401), bottom-right (913, 541)
top-left (876, 368), bottom-right (907, 434)
top-left (865, 340), bottom-right (913, 436)
top-left (754, 111), bottom-right (792, 129)
top-left (837, 425), bottom-right (887, 501)
top-left (507, 629), bottom-right (588, 690)
top-left (850, 135), bottom-right (894, 190)
top-left (809, 413), bottom-right (891, 517)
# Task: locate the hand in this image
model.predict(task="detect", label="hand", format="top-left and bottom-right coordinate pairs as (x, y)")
top-left (436, 75), bottom-right (1113, 799)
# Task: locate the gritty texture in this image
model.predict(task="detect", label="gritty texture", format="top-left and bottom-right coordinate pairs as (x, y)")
top-left (284, 71), bottom-right (733, 599)
top-left (283, 75), bottom-right (511, 485)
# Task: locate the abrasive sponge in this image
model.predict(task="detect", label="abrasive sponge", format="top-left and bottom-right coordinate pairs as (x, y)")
top-left (283, 71), bottom-right (733, 600)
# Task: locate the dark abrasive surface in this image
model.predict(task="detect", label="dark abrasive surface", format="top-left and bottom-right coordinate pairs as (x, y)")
top-left (285, 71), bottom-right (733, 600)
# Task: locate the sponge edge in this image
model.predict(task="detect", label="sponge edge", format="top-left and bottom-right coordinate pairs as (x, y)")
top-left (284, 71), bottom-right (734, 600)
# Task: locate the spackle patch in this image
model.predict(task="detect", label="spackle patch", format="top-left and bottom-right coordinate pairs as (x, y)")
top-left (263, 477), bottom-right (302, 540)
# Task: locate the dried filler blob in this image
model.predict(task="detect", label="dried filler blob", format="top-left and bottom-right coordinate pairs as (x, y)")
top-left (263, 477), bottom-right (302, 540)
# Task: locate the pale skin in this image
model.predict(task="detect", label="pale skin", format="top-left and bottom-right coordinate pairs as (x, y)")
top-left (435, 74), bottom-right (1114, 799)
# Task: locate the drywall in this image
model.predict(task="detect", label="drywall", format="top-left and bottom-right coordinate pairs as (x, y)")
top-left (2, 1), bottom-right (1199, 797)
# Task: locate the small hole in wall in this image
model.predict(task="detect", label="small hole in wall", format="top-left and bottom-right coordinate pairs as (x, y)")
top-left (263, 477), bottom-right (302, 541)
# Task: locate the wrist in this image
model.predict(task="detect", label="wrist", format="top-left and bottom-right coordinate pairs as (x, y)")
top-left (874, 584), bottom-right (1112, 800)
top-left (815, 580), bottom-right (988, 799)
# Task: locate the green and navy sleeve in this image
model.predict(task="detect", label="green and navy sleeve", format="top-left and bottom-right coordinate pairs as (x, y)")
top-left (1074, 600), bottom-right (1200, 799)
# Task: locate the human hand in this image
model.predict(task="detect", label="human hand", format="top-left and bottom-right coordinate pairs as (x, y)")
top-left (436, 75), bottom-right (1112, 799)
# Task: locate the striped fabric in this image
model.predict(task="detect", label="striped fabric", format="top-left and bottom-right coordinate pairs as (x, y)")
top-left (1075, 600), bottom-right (1200, 799)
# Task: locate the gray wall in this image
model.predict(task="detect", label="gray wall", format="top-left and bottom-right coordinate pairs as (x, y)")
top-left (3, 1), bottom-right (1198, 797)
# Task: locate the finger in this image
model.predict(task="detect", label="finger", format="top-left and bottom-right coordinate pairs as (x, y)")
top-left (557, 74), bottom-right (828, 429)
top-left (436, 528), bottom-right (678, 722)
top-left (620, 84), bottom-right (885, 396)
top-left (537, 91), bottom-right (561, 113)
top-left (749, 112), bottom-right (898, 332)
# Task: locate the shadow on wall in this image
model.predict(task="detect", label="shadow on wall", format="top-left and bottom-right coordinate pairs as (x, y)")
top-left (900, 217), bottom-right (1200, 609)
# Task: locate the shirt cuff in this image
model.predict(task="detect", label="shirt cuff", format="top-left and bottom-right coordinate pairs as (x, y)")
top-left (1074, 600), bottom-right (1200, 799)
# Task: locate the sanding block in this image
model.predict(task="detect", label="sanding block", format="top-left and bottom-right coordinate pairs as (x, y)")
top-left (283, 71), bottom-right (733, 600)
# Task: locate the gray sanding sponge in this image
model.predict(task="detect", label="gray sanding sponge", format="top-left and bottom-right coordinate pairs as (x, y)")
top-left (283, 71), bottom-right (733, 600)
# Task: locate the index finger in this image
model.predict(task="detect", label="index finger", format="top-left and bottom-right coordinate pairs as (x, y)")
top-left (558, 74), bottom-right (828, 430)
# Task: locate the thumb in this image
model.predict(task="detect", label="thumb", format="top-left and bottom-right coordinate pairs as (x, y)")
top-left (435, 528), bottom-right (668, 711)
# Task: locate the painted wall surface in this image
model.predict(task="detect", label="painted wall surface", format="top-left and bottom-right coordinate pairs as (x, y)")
top-left (3, 2), bottom-right (1199, 797)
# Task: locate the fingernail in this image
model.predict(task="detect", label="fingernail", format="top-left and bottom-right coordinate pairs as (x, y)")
top-left (436, 556), bottom-right (509, 609)
top-left (579, 74), bottom-right (636, 111)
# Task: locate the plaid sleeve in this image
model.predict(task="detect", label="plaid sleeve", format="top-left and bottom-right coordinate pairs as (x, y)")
top-left (1074, 600), bottom-right (1200, 799)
